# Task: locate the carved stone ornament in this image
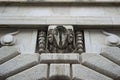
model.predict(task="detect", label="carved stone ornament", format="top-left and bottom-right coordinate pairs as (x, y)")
top-left (37, 25), bottom-right (84, 54)
top-left (102, 30), bottom-right (120, 47)
top-left (46, 25), bottom-right (75, 53)
top-left (0, 31), bottom-right (19, 46)
top-left (38, 31), bottom-right (46, 53)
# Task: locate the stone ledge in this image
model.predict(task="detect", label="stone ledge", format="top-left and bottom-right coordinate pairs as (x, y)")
top-left (40, 53), bottom-right (81, 64)
top-left (6, 64), bottom-right (48, 80)
top-left (101, 47), bottom-right (120, 66)
top-left (0, 16), bottom-right (116, 26)
top-left (81, 53), bottom-right (120, 79)
top-left (0, 54), bottom-right (39, 79)
top-left (0, 46), bottom-right (20, 64)
top-left (49, 64), bottom-right (70, 80)
top-left (72, 64), bottom-right (112, 80)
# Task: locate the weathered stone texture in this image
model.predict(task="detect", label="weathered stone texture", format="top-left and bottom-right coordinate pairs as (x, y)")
top-left (0, 46), bottom-right (20, 64)
top-left (49, 64), bottom-right (70, 80)
top-left (81, 53), bottom-right (120, 79)
top-left (0, 6), bottom-right (119, 26)
top-left (0, 0), bottom-right (119, 2)
top-left (72, 64), bottom-right (112, 80)
top-left (6, 64), bottom-right (48, 80)
top-left (0, 54), bottom-right (39, 79)
top-left (40, 53), bottom-right (81, 63)
top-left (101, 47), bottom-right (120, 65)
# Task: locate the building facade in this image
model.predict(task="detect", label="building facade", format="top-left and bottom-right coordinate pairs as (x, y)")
top-left (0, 0), bottom-right (120, 80)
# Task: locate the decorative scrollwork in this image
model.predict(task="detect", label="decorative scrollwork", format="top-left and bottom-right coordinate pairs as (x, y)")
top-left (38, 31), bottom-right (46, 53)
top-left (0, 31), bottom-right (19, 46)
top-left (102, 30), bottom-right (120, 47)
top-left (75, 31), bottom-right (84, 53)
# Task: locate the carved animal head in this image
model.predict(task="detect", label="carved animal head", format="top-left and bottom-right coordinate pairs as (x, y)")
top-left (47, 25), bottom-right (74, 49)
top-left (53, 26), bottom-right (68, 48)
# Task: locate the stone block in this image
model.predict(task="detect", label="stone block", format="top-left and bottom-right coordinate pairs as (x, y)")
top-left (0, 46), bottom-right (20, 64)
top-left (49, 64), bottom-right (70, 80)
top-left (101, 47), bottom-right (120, 65)
top-left (0, 29), bottom-right (38, 53)
top-left (0, 54), bottom-right (39, 79)
top-left (81, 53), bottom-right (120, 79)
top-left (72, 64), bottom-right (112, 80)
top-left (6, 64), bottom-right (48, 80)
top-left (40, 53), bottom-right (81, 63)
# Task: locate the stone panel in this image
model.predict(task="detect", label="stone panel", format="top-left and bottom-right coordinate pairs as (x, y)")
top-left (81, 53), bottom-right (120, 79)
top-left (72, 64), bottom-right (112, 80)
top-left (0, 29), bottom-right (38, 53)
top-left (0, 54), bottom-right (39, 79)
top-left (6, 64), bottom-right (48, 80)
top-left (1, 5), bottom-right (120, 26)
top-left (40, 53), bottom-right (81, 63)
top-left (49, 64), bottom-right (70, 80)
top-left (0, 46), bottom-right (20, 64)
top-left (101, 47), bottom-right (120, 65)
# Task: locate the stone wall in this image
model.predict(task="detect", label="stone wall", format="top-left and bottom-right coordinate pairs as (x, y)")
top-left (0, 46), bottom-right (120, 80)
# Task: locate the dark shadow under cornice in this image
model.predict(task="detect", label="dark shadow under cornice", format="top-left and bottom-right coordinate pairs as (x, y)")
top-left (0, 25), bottom-right (120, 29)
top-left (0, 1), bottom-right (120, 6)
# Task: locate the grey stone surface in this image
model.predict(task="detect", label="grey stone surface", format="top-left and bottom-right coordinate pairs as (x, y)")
top-left (101, 47), bottom-right (120, 65)
top-left (0, 29), bottom-right (38, 53)
top-left (0, 46), bottom-right (20, 64)
top-left (81, 53), bottom-right (120, 79)
top-left (6, 64), bottom-right (48, 80)
top-left (72, 64), bottom-right (112, 80)
top-left (46, 25), bottom-right (76, 53)
top-left (40, 53), bottom-right (81, 63)
top-left (0, 54), bottom-right (39, 79)
top-left (49, 64), bottom-right (70, 80)
top-left (0, 6), bottom-right (120, 26)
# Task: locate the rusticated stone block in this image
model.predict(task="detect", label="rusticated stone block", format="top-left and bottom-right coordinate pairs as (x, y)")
top-left (72, 64), bottom-right (112, 80)
top-left (6, 64), bottom-right (48, 80)
top-left (0, 54), bottom-right (39, 79)
top-left (81, 53), bottom-right (120, 79)
top-left (40, 53), bottom-right (81, 63)
top-left (0, 46), bottom-right (20, 64)
top-left (101, 47), bottom-right (120, 65)
top-left (49, 64), bottom-right (70, 80)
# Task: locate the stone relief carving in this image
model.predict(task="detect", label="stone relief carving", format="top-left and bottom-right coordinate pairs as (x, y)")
top-left (0, 31), bottom-right (19, 46)
top-left (102, 30), bottom-right (120, 47)
top-left (46, 25), bottom-right (75, 53)
top-left (38, 25), bottom-right (84, 54)
top-left (75, 31), bottom-right (84, 53)
top-left (38, 31), bottom-right (46, 53)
